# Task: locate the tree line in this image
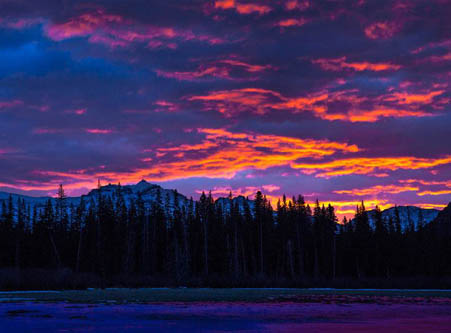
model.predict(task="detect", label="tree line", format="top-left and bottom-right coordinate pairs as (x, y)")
top-left (0, 184), bottom-right (450, 288)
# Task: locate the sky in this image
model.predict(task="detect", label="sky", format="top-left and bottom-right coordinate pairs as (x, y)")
top-left (0, 0), bottom-right (450, 218)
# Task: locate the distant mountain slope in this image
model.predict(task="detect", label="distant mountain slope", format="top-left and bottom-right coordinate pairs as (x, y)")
top-left (429, 203), bottom-right (451, 236)
top-left (365, 206), bottom-right (440, 231)
top-left (216, 195), bottom-right (255, 214)
top-left (82, 180), bottom-right (190, 210)
top-left (0, 181), bottom-right (443, 231)
top-left (0, 180), bottom-right (189, 216)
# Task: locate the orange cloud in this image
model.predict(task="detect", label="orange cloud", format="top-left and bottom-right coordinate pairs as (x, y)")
top-left (428, 52), bottom-right (451, 63)
top-left (150, 127), bottom-right (358, 178)
top-left (326, 108), bottom-right (431, 122)
top-left (312, 56), bottom-right (401, 72)
top-left (277, 18), bottom-right (308, 27)
top-left (214, 0), bottom-right (271, 15)
top-left (417, 190), bottom-right (451, 196)
top-left (384, 90), bottom-right (445, 105)
top-left (24, 128), bottom-right (358, 192)
top-left (215, 0), bottom-right (236, 9)
top-left (285, 0), bottom-right (310, 11)
top-left (335, 184), bottom-right (419, 196)
top-left (400, 179), bottom-right (451, 187)
top-left (188, 88), bottom-right (284, 115)
top-left (188, 87), bottom-right (438, 122)
top-left (236, 3), bottom-right (271, 15)
top-left (293, 156), bottom-right (451, 178)
top-left (306, 199), bottom-right (394, 220)
top-left (417, 203), bottom-right (447, 209)
top-left (364, 21), bottom-right (398, 39)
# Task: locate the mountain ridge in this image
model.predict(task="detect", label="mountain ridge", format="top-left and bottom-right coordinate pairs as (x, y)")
top-left (0, 180), bottom-right (444, 229)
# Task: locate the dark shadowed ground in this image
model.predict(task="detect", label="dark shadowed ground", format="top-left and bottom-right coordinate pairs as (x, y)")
top-left (1, 289), bottom-right (451, 332)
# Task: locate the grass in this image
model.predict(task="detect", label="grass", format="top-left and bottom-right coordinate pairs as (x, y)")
top-left (1, 288), bottom-right (451, 304)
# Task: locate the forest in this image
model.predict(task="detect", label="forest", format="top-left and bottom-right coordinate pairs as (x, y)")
top-left (0, 184), bottom-right (450, 290)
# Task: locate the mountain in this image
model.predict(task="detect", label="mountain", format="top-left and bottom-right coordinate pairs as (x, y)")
top-left (82, 180), bottom-right (190, 210)
top-left (429, 203), bottom-right (451, 236)
top-left (0, 180), bottom-right (189, 216)
top-left (365, 206), bottom-right (440, 231)
top-left (0, 181), bottom-right (443, 231)
top-left (216, 195), bottom-right (255, 214)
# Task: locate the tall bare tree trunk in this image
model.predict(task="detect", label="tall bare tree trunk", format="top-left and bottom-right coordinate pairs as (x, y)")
top-left (203, 219), bottom-right (209, 275)
top-left (49, 230), bottom-right (61, 269)
top-left (313, 239), bottom-right (319, 279)
top-left (296, 224), bottom-right (304, 276)
top-left (287, 240), bottom-right (294, 278)
top-left (75, 227), bottom-right (83, 272)
top-left (332, 234), bottom-right (336, 279)
top-left (234, 223), bottom-right (239, 279)
top-left (259, 222), bottom-right (264, 275)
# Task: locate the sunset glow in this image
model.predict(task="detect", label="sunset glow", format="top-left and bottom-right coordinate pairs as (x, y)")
top-left (0, 0), bottom-right (449, 219)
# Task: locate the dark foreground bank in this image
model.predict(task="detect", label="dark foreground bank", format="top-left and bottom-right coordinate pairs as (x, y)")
top-left (4, 268), bottom-right (451, 290)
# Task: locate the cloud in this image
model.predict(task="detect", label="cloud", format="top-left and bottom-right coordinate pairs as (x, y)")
top-left (384, 90), bottom-right (445, 105)
top-left (16, 128), bottom-right (358, 192)
top-left (334, 184), bottom-right (419, 196)
top-left (400, 179), bottom-right (451, 187)
top-left (293, 156), bottom-right (451, 178)
top-left (276, 18), bottom-right (308, 27)
top-left (417, 190), bottom-right (451, 196)
top-left (33, 128), bottom-right (66, 135)
top-left (156, 59), bottom-right (273, 81)
top-left (0, 0), bottom-right (449, 212)
top-left (364, 21), bottom-right (399, 39)
top-left (214, 1), bottom-right (271, 15)
top-left (188, 86), bottom-right (442, 122)
top-left (0, 100), bottom-right (24, 110)
top-left (312, 57), bottom-right (401, 72)
top-left (0, 18), bottom-right (44, 30)
top-left (65, 108), bottom-right (87, 115)
top-left (285, 0), bottom-right (310, 11)
top-left (399, 179), bottom-right (451, 197)
top-left (85, 128), bottom-right (113, 134)
top-left (45, 9), bottom-right (222, 49)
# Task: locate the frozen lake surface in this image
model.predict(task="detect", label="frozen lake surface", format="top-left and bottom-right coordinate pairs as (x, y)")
top-left (1, 289), bottom-right (451, 332)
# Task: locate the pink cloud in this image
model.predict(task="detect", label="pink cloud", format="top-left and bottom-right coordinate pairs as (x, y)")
top-left (276, 18), bottom-right (309, 27)
top-left (0, 100), bottom-right (24, 109)
top-left (214, 0), bottom-right (271, 15)
top-left (285, 0), bottom-right (310, 11)
top-left (33, 128), bottom-right (65, 135)
top-left (85, 128), bottom-right (113, 134)
top-left (65, 108), bottom-right (87, 115)
top-left (154, 100), bottom-right (179, 112)
top-left (312, 57), bottom-right (401, 72)
top-left (157, 58), bottom-right (273, 81)
top-left (188, 85), bottom-right (444, 122)
top-left (0, 18), bottom-right (43, 30)
top-left (364, 21), bottom-right (399, 39)
top-left (45, 9), bottom-right (223, 49)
